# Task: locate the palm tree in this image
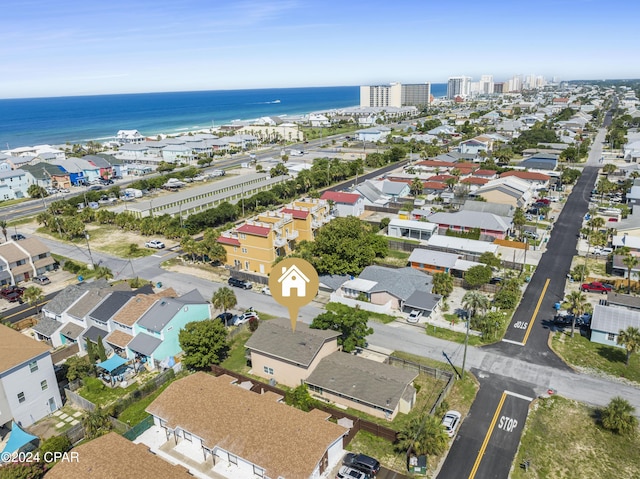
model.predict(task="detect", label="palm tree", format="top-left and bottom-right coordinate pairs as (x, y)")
top-left (409, 177), bottom-right (424, 197)
top-left (622, 255), bottom-right (639, 293)
top-left (0, 220), bottom-right (7, 242)
top-left (395, 414), bottom-right (449, 457)
top-left (432, 272), bottom-right (454, 298)
top-left (211, 286), bottom-right (237, 313)
top-left (512, 208), bottom-right (526, 238)
top-left (565, 290), bottom-right (588, 338)
top-left (587, 216), bottom-right (605, 233)
top-left (82, 407), bottom-right (112, 439)
top-left (601, 396), bottom-right (638, 435)
top-left (22, 286), bottom-right (44, 316)
top-left (617, 326), bottom-right (640, 366)
top-left (462, 291), bottom-right (490, 319)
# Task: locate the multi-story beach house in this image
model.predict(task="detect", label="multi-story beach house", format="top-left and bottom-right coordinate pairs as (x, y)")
top-left (216, 199), bottom-right (331, 275)
top-left (0, 324), bottom-right (62, 428)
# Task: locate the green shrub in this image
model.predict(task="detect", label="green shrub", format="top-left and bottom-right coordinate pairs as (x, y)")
top-left (83, 376), bottom-right (104, 394)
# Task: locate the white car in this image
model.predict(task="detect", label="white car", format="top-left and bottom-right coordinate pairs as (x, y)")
top-left (235, 311), bottom-right (259, 325)
top-left (407, 310), bottom-right (423, 323)
top-left (145, 240), bottom-right (165, 249)
top-left (261, 286), bottom-right (271, 295)
top-left (441, 410), bottom-right (462, 437)
top-left (335, 466), bottom-right (368, 479)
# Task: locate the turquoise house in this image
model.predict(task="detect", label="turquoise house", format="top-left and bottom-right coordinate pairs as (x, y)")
top-left (127, 289), bottom-right (210, 369)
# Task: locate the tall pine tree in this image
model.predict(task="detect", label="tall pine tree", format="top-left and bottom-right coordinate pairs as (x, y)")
top-left (96, 336), bottom-right (107, 362)
top-left (85, 338), bottom-right (97, 363)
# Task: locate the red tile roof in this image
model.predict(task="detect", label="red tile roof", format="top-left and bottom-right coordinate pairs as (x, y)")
top-left (237, 224), bottom-right (271, 237)
top-left (500, 171), bottom-right (551, 181)
top-left (416, 160), bottom-right (456, 168)
top-left (217, 236), bottom-right (241, 246)
top-left (455, 168), bottom-right (474, 176)
top-left (281, 208), bottom-right (310, 219)
top-left (320, 191), bottom-right (361, 204)
top-left (461, 177), bottom-right (489, 185)
top-left (473, 169), bottom-right (497, 177)
top-left (454, 162), bottom-right (478, 170)
top-left (429, 174), bottom-right (455, 182)
top-left (422, 181), bottom-right (447, 190)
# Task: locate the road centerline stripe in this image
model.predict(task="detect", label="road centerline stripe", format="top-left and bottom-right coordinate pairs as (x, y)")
top-left (468, 391), bottom-right (507, 479)
top-left (522, 278), bottom-right (550, 345)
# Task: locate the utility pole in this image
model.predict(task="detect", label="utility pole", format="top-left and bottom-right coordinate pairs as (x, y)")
top-left (461, 316), bottom-right (470, 380)
top-left (84, 231), bottom-right (96, 267)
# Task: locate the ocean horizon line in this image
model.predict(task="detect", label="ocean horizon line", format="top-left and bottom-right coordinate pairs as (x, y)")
top-left (0, 84), bottom-right (447, 149)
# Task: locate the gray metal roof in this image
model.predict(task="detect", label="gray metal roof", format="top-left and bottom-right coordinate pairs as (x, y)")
top-left (358, 266), bottom-right (433, 300)
top-left (461, 200), bottom-right (514, 217)
top-left (408, 249), bottom-right (459, 268)
top-left (82, 155), bottom-right (111, 168)
top-left (245, 318), bottom-right (340, 367)
top-left (591, 304), bottom-right (640, 335)
top-left (305, 351), bottom-right (418, 412)
top-left (127, 332), bottom-right (162, 356)
top-left (355, 180), bottom-right (388, 204)
top-left (518, 157), bottom-right (558, 171)
top-left (32, 318), bottom-right (62, 338)
top-left (136, 289), bottom-right (206, 333)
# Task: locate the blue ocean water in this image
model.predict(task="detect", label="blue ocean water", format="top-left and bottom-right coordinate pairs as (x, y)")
top-left (0, 84), bottom-right (447, 149)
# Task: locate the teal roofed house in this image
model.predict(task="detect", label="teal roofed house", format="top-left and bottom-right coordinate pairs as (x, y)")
top-left (128, 289), bottom-right (211, 369)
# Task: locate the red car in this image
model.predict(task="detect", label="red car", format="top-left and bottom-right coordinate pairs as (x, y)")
top-left (581, 282), bottom-right (613, 294)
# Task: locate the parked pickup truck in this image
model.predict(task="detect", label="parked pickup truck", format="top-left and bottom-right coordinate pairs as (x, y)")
top-left (581, 282), bottom-right (614, 294)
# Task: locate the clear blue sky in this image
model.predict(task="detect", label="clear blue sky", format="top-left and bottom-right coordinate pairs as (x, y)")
top-left (2, 0), bottom-right (638, 98)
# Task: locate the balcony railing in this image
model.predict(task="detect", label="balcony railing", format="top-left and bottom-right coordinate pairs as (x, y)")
top-left (287, 230), bottom-right (299, 240)
top-left (274, 236), bottom-right (287, 247)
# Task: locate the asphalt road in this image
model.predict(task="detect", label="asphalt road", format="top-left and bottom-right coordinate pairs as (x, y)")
top-left (1, 291), bottom-right (57, 324)
top-left (492, 127), bottom-right (606, 368)
top-left (438, 374), bottom-right (535, 479)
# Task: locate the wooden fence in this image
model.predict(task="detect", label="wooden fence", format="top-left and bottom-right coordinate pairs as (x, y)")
top-left (51, 343), bottom-right (79, 364)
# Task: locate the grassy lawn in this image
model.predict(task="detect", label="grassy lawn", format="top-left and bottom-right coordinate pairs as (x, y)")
top-left (221, 329), bottom-right (252, 374)
top-left (551, 330), bottom-right (640, 383)
top-left (424, 320), bottom-right (486, 347)
top-left (346, 430), bottom-right (405, 473)
top-left (513, 395), bottom-right (640, 479)
top-left (117, 379), bottom-right (174, 426)
top-left (78, 380), bottom-right (139, 407)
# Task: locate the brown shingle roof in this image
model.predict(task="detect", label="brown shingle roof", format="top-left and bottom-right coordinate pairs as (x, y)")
top-left (146, 373), bottom-right (347, 479)
top-left (0, 324), bottom-right (50, 373)
top-left (16, 237), bottom-right (49, 257)
top-left (105, 330), bottom-right (134, 348)
top-left (0, 243), bottom-right (27, 263)
top-left (44, 432), bottom-right (193, 479)
top-left (112, 294), bottom-right (159, 327)
top-left (245, 318), bottom-right (340, 367)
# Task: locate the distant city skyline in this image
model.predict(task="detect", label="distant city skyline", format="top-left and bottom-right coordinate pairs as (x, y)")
top-left (2, 0), bottom-right (639, 99)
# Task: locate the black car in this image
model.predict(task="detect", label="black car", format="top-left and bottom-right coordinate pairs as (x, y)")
top-left (343, 453), bottom-right (380, 476)
top-left (11, 234), bottom-right (26, 241)
top-left (215, 312), bottom-right (237, 326)
top-left (228, 277), bottom-right (252, 289)
top-left (100, 179), bottom-right (114, 185)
